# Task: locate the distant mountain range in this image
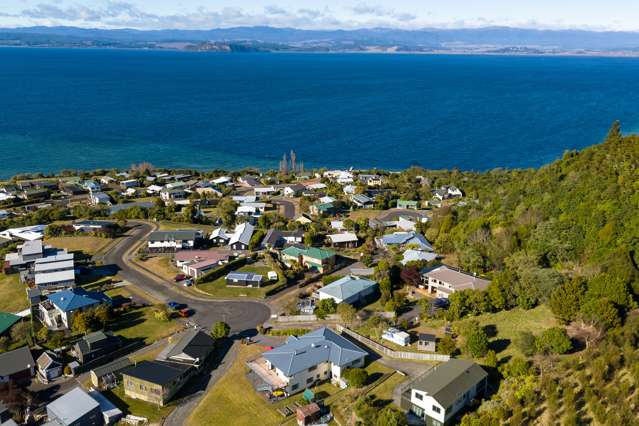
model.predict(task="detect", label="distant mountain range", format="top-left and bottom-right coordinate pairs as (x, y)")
top-left (2, 26), bottom-right (639, 54)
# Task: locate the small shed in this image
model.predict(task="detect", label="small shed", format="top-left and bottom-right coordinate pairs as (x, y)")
top-left (417, 333), bottom-right (437, 352)
top-left (296, 403), bottom-right (321, 426)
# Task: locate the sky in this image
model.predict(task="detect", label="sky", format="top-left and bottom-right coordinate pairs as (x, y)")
top-left (0, 0), bottom-right (638, 31)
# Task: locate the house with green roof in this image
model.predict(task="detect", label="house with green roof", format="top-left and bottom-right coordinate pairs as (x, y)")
top-left (281, 245), bottom-right (336, 273)
top-left (397, 199), bottom-right (420, 210)
top-left (0, 312), bottom-right (21, 336)
top-left (399, 359), bottom-right (487, 425)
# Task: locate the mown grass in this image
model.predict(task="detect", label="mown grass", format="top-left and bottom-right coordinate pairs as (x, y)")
top-left (197, 265), bottom-right (275, 299)
top-left (0, 273), bottom-right (28, 313)
top-left (44, 236), bottom-right (113, 255)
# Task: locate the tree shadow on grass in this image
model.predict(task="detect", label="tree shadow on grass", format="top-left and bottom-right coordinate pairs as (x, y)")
top-left (489, 338), bottom-right (511, 354)
top-left (108, 309), bottom-right (146, 333)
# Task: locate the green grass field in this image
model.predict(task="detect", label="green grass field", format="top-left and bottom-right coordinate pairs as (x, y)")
top-left (44, 236), bottom-right (113, 256)
top-left (197, 265), bottom-right (276, 299)
top-left (0, 273), bottom-right (29, 313)
top-left (455, 305), bottom-right (558, 359)
top-left (106, 287), bottom-right (182, 344)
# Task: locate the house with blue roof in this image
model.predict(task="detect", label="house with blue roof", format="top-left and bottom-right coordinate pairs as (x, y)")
top-left (376, 231), bottom-right (434, 252)
top-left (247, 327), bottom-right (367, 394)
top-left (38, 288), bottom-right (111, 330)
top-left (317, 275), bottom-right (378, 305)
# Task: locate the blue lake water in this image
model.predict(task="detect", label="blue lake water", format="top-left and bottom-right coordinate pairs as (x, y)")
top-left (1, 48), bottom-right (639, 178)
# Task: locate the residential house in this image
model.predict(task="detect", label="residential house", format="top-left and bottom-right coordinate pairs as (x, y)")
top-left (327, 232), bottom-right (359, 249)
top-left (46, 387), bottom-right (104, 426)
top-left (377, 231), bottom-right (433, 252)
top-left (310, 202), bottom-right (338, 217)
top-left (33, 252), bottom-right (76, 290)
top-left (72, 220), bottom-right (115, 234)
top-left (226, 272), bottom-right (263, 287)
top-left (39, 288), bottom-right (110, 330)
top-left (3, 239), bottom-right (44, 271)
top-left (317, 275), bottom-right (377, 305)
top-left (247, 327), bottom-right (366, 394)
top-left (323, 170), bottom-right (354, 185)
top-left (36, 351), bottom-right (63, 384)
top-left (295, 214), bottom-right (313, 225)
top-left (232, 195), bottom-right (257, 203)
top-left (122, 360), bottom-right (193, 406)
top-left (228, 222), bottom-right (255, 251)
top-left (281, 246), bottom-right (336, 273)
top-left (397, 199), bottom-right (420, 210)
top-left (417, 334), bottom-right (437, 352)
top-left (212, 176), bottom-right (233, 186)
top-left (146, 184), bottom-right (164, 194)
top-left (160, 329), bottom-right (215, 368)
top-left (89, 191), bottom-right (112, 206)
top-left (342, 185), bottom-right (356, 195)
top-left (400, 359), bottom-right (487, 426)
top-left (119, 179), bottom-right (139, 189)
top-left (401, 249), bottom-right (438, 265)
top-left (284, 184), bottom-right (305, 197)
top-left (254, 186), bottom-right (278, 199)
top-left (160, 188), bottom-right (188, 203)
top-left (382, 328), bottom-right (410, 346)
top-left (19, 188), bottom-right (50, 202)
top-left (209, 227), bottom-right (232, 246)
top-left (0, 224), bottom-right (46, 242)
top-left (0, 313), bottom-right (20, 337)
top-left (261, 229), bottom-right (304, 250)
top-left (357, 174), bottom-right (384, 186)
top-left (73, 331), bottom-right (122, 364)
top-left (350, 194), bottom-right (374, 209)
top-left (421, 265), bottom-right (490, 299)
top-left (99, 176), bottom-right (116, 186)
top-left (147, 230), bottom-right (201, 252)
top-left (0, 347), bottom-right (35, 385)
top-left (175, 250), bottom-right (230, 279)
top-left (82, 180), bottom-right (101, 193)
top-left (433, 186), bottom-right (463, 201)
top-left (60, 183), bottom-right (85, 196)
top-left (89, 357), bottom-right (133, 389)
top-left (239, 175), bottom-right (260, 187)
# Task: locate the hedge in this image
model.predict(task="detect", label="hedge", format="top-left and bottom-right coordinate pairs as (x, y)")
top-left (196, 257), bottom-right (249, 284)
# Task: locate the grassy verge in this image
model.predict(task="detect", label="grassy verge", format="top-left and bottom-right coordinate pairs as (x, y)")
top-left (197, 265), bottom-right (275, 299)
top-left (0, 273), bottom-right (28, 313)
top-left (138, 256), bottom-right (179, 281)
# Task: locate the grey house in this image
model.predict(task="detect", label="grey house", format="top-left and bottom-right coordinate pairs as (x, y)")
top-left (46, 387), bottom-right (103, 426)
top-left (161, 329), bottom-right (215, 368)
top-left (400, 359), bottom-right (487, 426)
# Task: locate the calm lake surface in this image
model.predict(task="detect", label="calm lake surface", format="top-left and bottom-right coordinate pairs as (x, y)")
top-left (1, 48), bottom-right (639, 177)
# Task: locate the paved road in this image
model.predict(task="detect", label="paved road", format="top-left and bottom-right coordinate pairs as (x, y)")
top-left (103, 221), bottom-right (271, 333)
top-left (272, 198), bottom-right (296, 219)
top-left (376, 208), bottom-right (431, 221)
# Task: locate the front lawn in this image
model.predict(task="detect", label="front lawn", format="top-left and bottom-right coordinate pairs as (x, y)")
top-left (138, 256), bottom-right (179, 281)
top-left (197, 265), bottom-right (276, 299)
top-left (106, 287), bottom-right (182, 344)
top-left (454, 304), bottom-right (558, 359)
top-left (186, 345), bottom-right (284, 426)
top-left (103, 385), bottom-right (175, 424)
top-left (0, 273), bottom-right (28, 313)
top-left (44, 236), bottom-right (113, 256)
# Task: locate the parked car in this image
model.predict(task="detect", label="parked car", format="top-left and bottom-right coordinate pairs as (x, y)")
top-left (182, 279), bottom-right (193, 287)
top-left (167, 301), bottom-right (181, 310)
top-left (174, 274), bottom-right (186, 282)
top-left (178, 308), bottom-right (193, 318)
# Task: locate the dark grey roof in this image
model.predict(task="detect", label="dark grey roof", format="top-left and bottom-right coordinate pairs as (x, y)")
top-left (418, 333), bottom-right (436, 342)
top-left (409, 359), bottom-right (487, 408)
top-left (166, 329), bottom-right (215, 362)
top-left (90, 357), bottom-right (133, 378)
top-left (0, 346), bottom-right (34, 376)
top-left (263, 327), bottom-right (367, 377)
top-left (148, 230), bottom-right (199, 242)
top-left (123, 361), bottom-right (191, 386)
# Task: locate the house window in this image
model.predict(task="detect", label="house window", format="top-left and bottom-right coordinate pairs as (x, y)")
top-left (306, 377), bottom-right (314, 384)
top-left (308, 365), bottom-right (317, 372)
top-left (292, 384), bottom-right (299, 391)
top-left (432, 405), bottom-right (441, 414)
top-left (414, 393), bottom-right (423, 401)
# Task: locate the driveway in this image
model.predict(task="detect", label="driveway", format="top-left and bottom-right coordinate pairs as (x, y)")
top-left (271, 198), bottom-right (296, 219)
top-left (102, 221), bottom-right (271, 333)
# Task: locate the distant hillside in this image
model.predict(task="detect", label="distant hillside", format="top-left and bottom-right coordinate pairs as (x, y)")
top-left (2, 25), bottom-right (639, 52)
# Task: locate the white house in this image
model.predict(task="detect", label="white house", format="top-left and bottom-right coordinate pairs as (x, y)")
top-left (147, 230), bottom-right (201, 252)
top-left (421, 265), bottom-right (491, 299)
top-left (248, 327), bottom-right (367, 394)
top-left (400, 359), bottom-right (487, 426)
top-left (228, 222), bottom-right (255, 251)
top-left (283, 184), bottom-right (305, 197)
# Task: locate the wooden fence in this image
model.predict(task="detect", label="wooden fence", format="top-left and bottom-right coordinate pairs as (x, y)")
top-left (335, 325), bottom-right (450, 362)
